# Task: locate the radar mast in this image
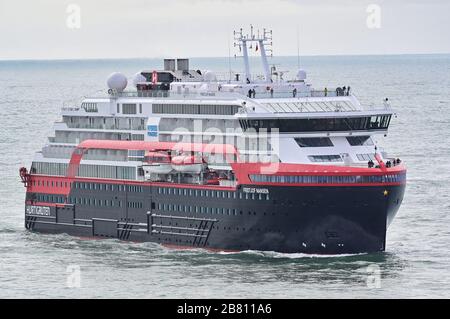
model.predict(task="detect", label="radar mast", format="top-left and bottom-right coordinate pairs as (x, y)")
top-left (233, 25), bottom-right (273, 83)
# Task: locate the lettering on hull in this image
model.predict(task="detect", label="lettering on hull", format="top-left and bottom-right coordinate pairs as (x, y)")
top-left (26, 205), bottom-right (50, 216)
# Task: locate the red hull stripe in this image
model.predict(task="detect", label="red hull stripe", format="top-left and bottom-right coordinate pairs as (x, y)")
top-left (26, 174), bottom-right (237, 196)
top-left (231, 162), bottom-right (407, 184)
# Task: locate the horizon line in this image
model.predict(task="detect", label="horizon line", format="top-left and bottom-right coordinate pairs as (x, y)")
top-left (0, 52), bottom-right (449, 62)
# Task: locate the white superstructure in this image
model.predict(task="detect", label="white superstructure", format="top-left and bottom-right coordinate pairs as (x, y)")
top-left (31, 27), bottom-right (396, 181)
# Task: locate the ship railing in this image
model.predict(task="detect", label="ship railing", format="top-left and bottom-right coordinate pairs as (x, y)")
top-left (360, 100), bottom-right (393, 111)
top-left (63, 123), bottom-right (146, 130)
top-left (108, 89), bottom-right (343, 100)
top-left (246, 90), bottom-right (340, 99)
top-left (108, 90), bottom-right (250, 102)
top-left (108, 88), bottom-right (362, 101)
top-left (105, 89), bottom-right (392, 112)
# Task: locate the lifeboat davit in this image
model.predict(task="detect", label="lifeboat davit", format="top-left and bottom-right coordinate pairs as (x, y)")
top-left (143, 151), bottom-right (173, 175)
top-left (171, 155), bottom-right (205, 174)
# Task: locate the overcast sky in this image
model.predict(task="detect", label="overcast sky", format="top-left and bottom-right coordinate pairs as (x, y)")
top-left (0, 0), bottom-right (449, 59)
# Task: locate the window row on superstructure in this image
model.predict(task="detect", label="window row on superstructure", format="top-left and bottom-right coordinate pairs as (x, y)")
top-left (250, 173), bottom-right (406, 184)
top-left (239, 115), bottom-right (392, 133)
top-left (31, 162), bottom-right (136, 180)
top-left (152, 103), bottom-right (241, 115)
top-left (63, 116), bottom-right (147, 130)
top-left (158, 117), bottom-right (240, 133)
top-left (52, 131), bottom-right (144, 144)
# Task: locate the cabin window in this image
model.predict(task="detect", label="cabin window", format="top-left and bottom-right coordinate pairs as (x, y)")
top-left (122, 104), bottom-right (137, 114)
top-left (356, 153), bottom-right (376, 161)
top-left (295, 137), bottom-right (333, 147)
top-left (346, 136), bottom-right (374, 146)
top-left (308, 155), bottom-right (343, 162)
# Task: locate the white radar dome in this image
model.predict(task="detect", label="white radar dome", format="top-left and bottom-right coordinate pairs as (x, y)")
top-left (132, 72), bottom-right (147, 87)
top-left (107, 72), bottom-right (128, 92)
top-left (203, 70), bottom-right (217, 82)
top-left (296, 69), bottom-right (307, 81)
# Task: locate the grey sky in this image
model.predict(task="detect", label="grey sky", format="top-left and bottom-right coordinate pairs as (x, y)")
top-left (0, 0), bottom-right (449, 59)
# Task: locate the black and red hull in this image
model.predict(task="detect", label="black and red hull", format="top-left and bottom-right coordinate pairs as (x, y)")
top-left (24, 175), bottom-right (406, 254)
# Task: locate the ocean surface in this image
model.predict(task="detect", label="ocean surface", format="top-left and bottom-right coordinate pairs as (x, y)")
top-left (0, 55), bottom-right (449, 298)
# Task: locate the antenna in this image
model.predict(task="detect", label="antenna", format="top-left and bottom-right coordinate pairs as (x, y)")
top-left (296, 25), bottom-right (300, 69)
top-left (233, 26), bottom-right (273, 83)
top-left (227, 32), bottom-right (232, 83)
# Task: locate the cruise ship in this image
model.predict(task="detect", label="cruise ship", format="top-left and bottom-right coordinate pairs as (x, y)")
top-left (20, 28), bottom-right (406, 254)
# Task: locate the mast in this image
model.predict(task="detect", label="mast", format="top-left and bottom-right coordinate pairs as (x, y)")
top-left (260, 28), bottom-right (273, 82)
top-left (242, 38), bottom-right (251, 83)
top-left (234, 26), bottom-right (273, 83)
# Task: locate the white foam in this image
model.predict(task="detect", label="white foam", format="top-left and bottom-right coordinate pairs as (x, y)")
top-left (218, 249), bottom-right (367, 259)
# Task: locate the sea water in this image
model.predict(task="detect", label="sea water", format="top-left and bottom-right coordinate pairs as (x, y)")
top-left (0, 55), bottom-right (449, 298)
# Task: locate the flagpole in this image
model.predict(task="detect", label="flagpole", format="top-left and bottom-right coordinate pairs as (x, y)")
top-left (297, 25), bottom-right (300, 69)
top-left (228, 32), bottom-right (232, 83)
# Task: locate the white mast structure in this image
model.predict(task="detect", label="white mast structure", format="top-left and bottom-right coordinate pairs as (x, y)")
top-left (234, 26), bottom-right (273, 84)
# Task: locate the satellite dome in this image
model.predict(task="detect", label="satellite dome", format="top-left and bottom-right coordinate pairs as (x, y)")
top-left (203, 70), bottom-right (217, 82)
top-left (296, 69), bottom-right (307, 81)
top-left (107, 72), bottom-right (127, 92)
top-left (132, 72), bottom-right (147, 87)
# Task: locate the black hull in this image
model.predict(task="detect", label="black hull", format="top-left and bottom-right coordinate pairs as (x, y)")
top-left (25, 183), bottom-right (405, 254)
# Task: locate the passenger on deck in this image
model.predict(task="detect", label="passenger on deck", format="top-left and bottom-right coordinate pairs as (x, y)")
top-left (246, 78), bottom-right (250, 84)
top-left (270, 87), bottom-right (274, 98)
top-left (293, 88), bottom-right (297, 98)
top-left (343, 86), bottom-right (347, 96)
top-left (347, 86), bottom-right (351, 96)
top-left (324, 87), bottom-right (328, 97)
top-left (252, 89), bottom-right (256, 98)
top-left (368, 160), bottom-right (374, 168)
top-left (248, 89), bottom-right (252, 98)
